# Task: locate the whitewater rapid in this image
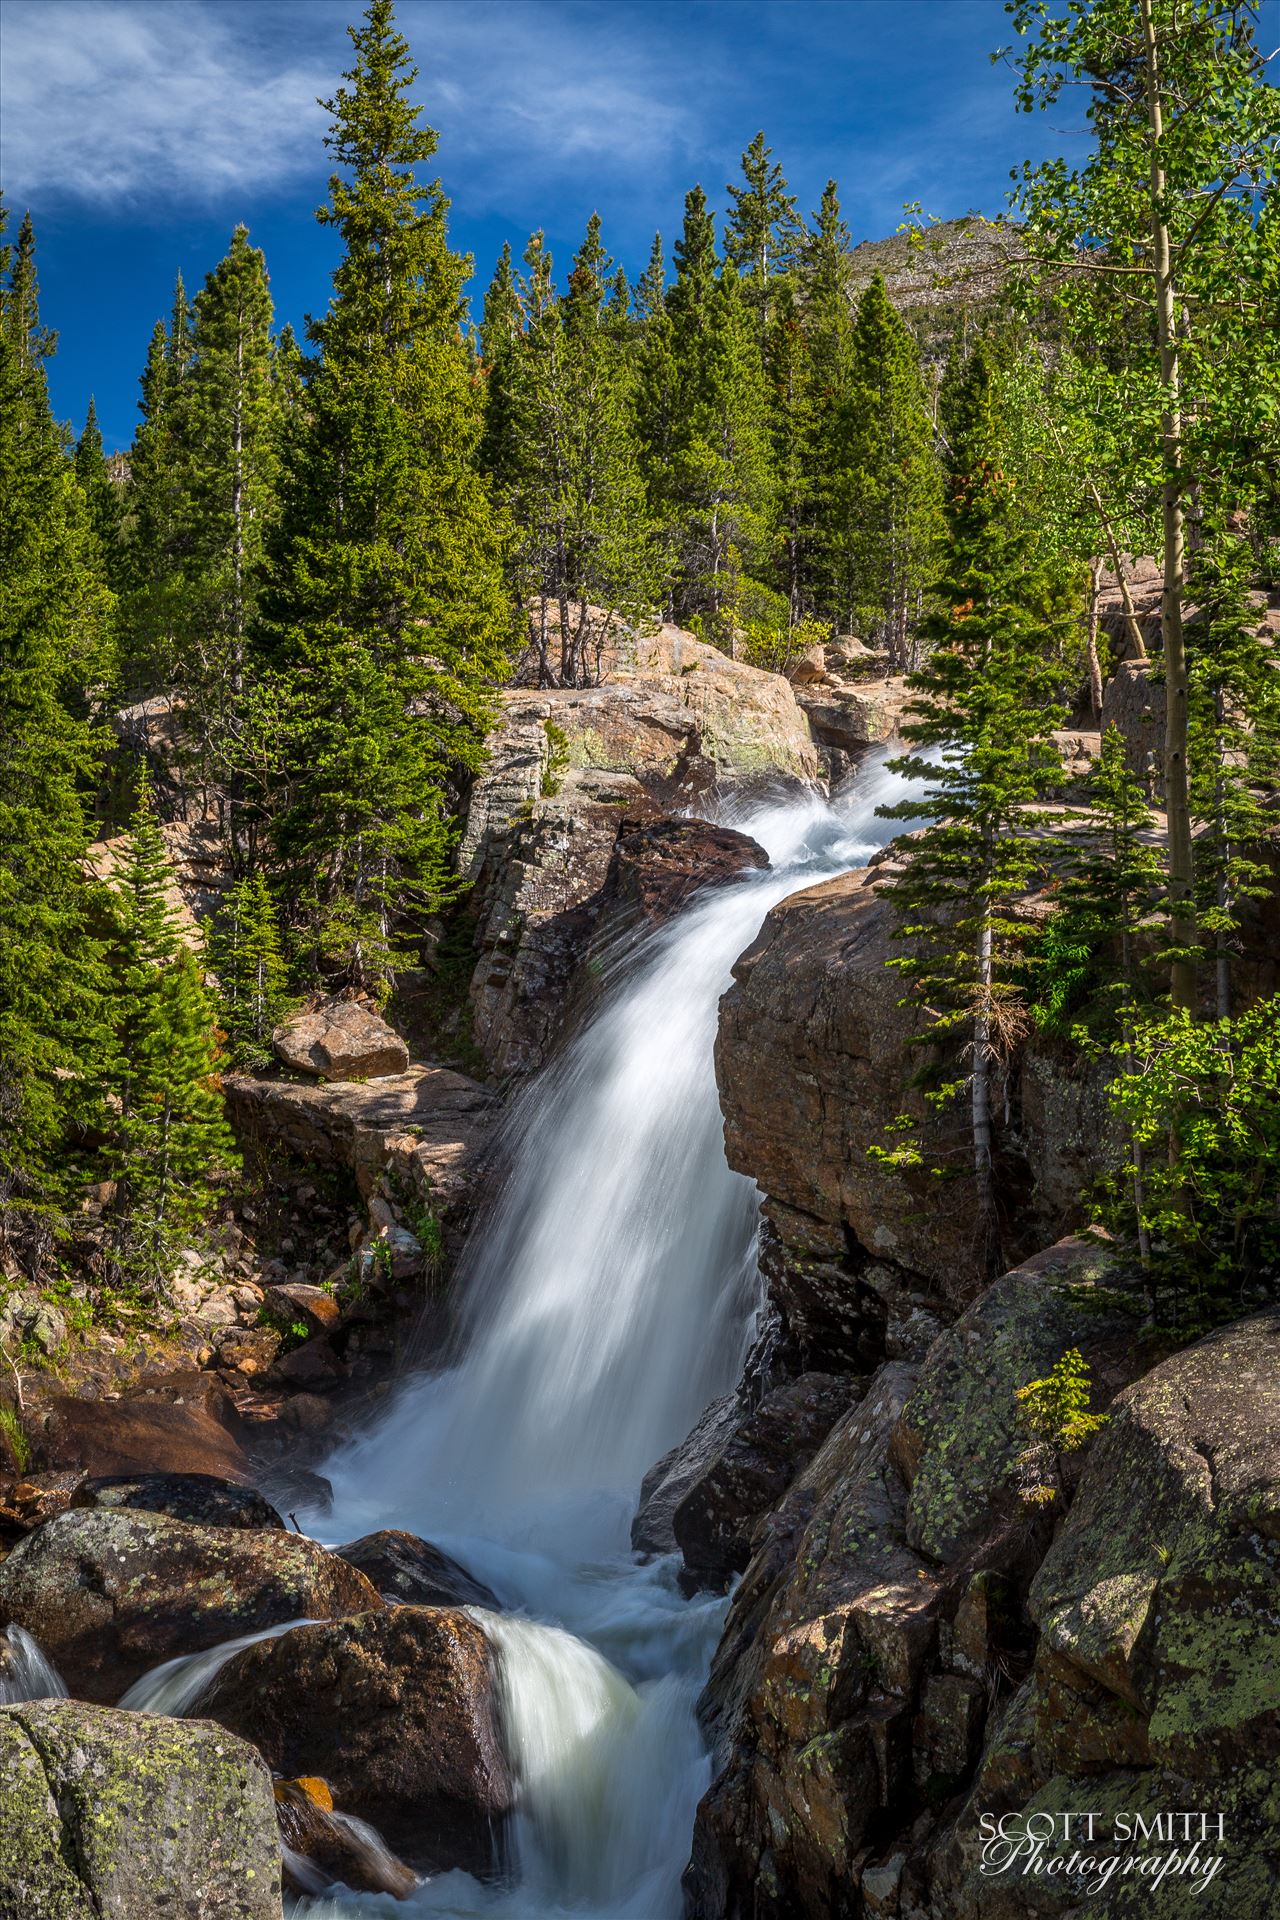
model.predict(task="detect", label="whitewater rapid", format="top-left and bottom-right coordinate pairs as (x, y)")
top-left (286, 761), bottom-right (912, 1918)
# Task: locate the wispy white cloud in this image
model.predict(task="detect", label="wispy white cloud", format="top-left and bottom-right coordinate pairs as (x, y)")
top-left (0, 0), bottom-right (336, 206)
top-left (0, 0), bottom-right (706, 216)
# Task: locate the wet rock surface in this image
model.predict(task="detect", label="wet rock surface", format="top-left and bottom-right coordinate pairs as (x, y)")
top-left (0, 1507), bottom-right (379, 1701)
top-left (200, 1605), bottom-right (514, 1874)
top-left (0, 1698), bottom-right (281, 1919)
top-left (604, 817), bottom-right (769, 927)
top-left (276, 1774), bottom-right (418, 1899)
top-left (673, 1371), bottom-right (865, 1590)
top-left (28, 1376), bottom-right (254, 1485)
top-left (337, 1528), bottom-right (500, 1609)
top-left (69, 1472), bottom-right (285, 1532)
top-left (716, 864), bottom-right (1116, 1307)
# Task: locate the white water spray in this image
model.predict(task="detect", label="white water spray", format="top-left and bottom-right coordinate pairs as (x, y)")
top-left (0, 1623), bottom-right (68, 1704)
top-left (294, 762), bottom-right (912, 1919)
top-left (120, 1617), bottom-right (314, 1716)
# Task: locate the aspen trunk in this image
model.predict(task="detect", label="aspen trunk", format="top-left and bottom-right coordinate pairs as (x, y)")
top-left (1140, 0), bottom-right (1197, 1011)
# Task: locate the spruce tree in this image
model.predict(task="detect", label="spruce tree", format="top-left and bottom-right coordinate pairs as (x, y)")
top-left (880, 344), bottom-right (1071, 1268)
top-left (74, 397), bottom-right (124, 581)
top-left (0, 206), bottom-right (112, 1241)
top-left (816, 272), bottom-right (943, 665)
top-left (499, 221), bottom-right (657, 685)
top-left (478, 241), bottom-right (525, 489)
top-left (648, 191), bottom-right (774, 631)
top-left (173, 227), bottom-right (282, 822)
top-left (255, 0), bottom-right (510, 993)
top-left (207, 872), bottom-right (292, 1068)
top-left (1187, 531), bottom-right (1280, 1019)
top-left (725, 131), bottom-right (800, 336)
top-left (121, 292), bottom-right (191, 694)
top-left (103, 768), bottom-right (236, 1292)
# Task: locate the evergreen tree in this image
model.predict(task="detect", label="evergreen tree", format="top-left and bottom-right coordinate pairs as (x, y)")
top-left (172, 226), bottom-right (282, 822)
top-left (500, 222), bottom-right (657, 685)
top-left (1187, 530), bottom-right (1280, 1019)
top-left (102, 768), bottom-right (236, 1292)
top-left (121, 288), bottom-right (192, 693)
top-left (816, 272), bottom-right (943, 665)
top-left (0, 206), bottom-right (112, 1244)
top-left (799, 180), bottom-right (854, 395)
top-left (648, 191), bottom-right (775, 630)
top-left (879, 344), bottom-right (1071, 1268)
top-left (207, 872), bottom-right (292, 1068)
top-left (74, 397), bottom-right (124, 578)
top-left (477, 240), bottom-right (525, 487)
top-left (255, 0), bottom-right (511, 993)
top-left (725, 131), bottom-right (800, 334)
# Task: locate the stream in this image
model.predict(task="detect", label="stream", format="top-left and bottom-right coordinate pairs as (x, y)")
top-left (278, 760), bottom-right (911, 1918)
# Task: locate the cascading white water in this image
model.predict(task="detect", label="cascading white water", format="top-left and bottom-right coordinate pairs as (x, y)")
top-left (292, 761), bottom-right (913, 1919)
top-left (120, 1616), bottom-right (314, 1716)
top-left (0, 1623), bottom-right (68, 1704)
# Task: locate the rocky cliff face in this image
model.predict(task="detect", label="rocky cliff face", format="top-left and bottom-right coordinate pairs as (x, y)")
top-left (681, 1249), bottom-right (1280, 1920)
top-left (460, 626), bottom-right (811, 1082)
top-left (715, 862), bottom-right (1114, 1316)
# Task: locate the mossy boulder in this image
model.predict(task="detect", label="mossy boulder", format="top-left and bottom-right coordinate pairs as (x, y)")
top-left (0, 1507), bottom-right (379, 1701)
top-left (0, 1698), bottom-right (281, 1918)
top-left (891, 1237), bottom-right (1147, 1565)
top-left (70, 1473), bottom-right (285, 1532)
top-left (199, 1605), bottom-right (513, 1875)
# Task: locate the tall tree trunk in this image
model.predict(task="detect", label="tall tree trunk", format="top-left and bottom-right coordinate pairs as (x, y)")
top-left (1086, 558), bottom-right (1105, 719)
top-left (1140, 0), bottom-right (1197, 1011)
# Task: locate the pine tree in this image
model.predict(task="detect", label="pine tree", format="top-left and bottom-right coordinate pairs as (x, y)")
top-left (172, 227), bottom-right (282, 822)
top-left (121, 288), bottom-right (192, 693)
top-left (0, 205), bottom-right (112, 1242)
top-left (799, 181), bottom-right (854, 396)
top-left (879, 344), bottom-right (1071, 1268)
top-left (255, 0), bottom-right (511, 994)
top-left (816, 272), bottom-right (943, 665)
top-left (478, 240), bottom-right (525, 488)
top-left (74, 397), bottom-right (124, 579)
top-left (1187, 530), bottom-right (1280, 1019)
top-left (103, 768), bottom-right (236, 1292)
top-left (500, 221), bottom-right (657, 685)
top-left (725, 131), bottom-right (800, 336)
top-left (647, 191), bottom-right (775, 631)
top-left (207, 872), bottom-right (292, 1068)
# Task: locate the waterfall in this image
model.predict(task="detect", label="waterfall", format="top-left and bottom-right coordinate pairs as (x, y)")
top-left (0, 1624), bottom-right (67, 1704)
top-left (120, 1617), bottom-right (314, 1716)
top-left (292, 762), bottom-right (912, 1919)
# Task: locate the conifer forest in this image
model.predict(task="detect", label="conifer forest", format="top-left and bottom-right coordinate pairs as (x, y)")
top-left (0, 3), bottom-right (1278, 1916)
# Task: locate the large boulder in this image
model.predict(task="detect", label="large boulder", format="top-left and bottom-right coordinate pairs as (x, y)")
top-left (0, 1698), bottom-right (281, 1919)
top-left (795, 675), bottom-right (912, 758)
top-left (0, 1507), bottom-right (379, 1701)
top-left (1100, 659), bottom-right (1166, 793)
top-left (28, 1375), bottom-right (253, 1484)
top-left (225, 1063), bottom-right (495, 1222)
top-left (716, 864), bottom-right (1116, 1308)
top-left (336, 1528), bottom-right (499, 1609)
top-left (672, 1372), bottom-right (864, 1590)
top-left (631, 1394), bottom-right (741, 1556)
top-left (688, 1243), bottom-right (1146, 1920)
top-left (200, 1606), bottom-right (514, 1874)
top-left (605, 816), bottom-right (769, 926)
top-left (69, 1472), bottom-right (284, 1532)
top-left (273, 995), bottom-right (410, 1082)
top-left (930, 1308), bottom-right (1280, 1919)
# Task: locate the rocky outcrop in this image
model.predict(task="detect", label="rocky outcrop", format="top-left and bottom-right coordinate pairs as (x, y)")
top-left (69, 1472), bottom-right (284, 1532)
top-left (272, 995), bottom-right (411, 1081)
top-left (28, 1374), bottom-right (254, 1485)
top-left (276, 1774), bottom-right (417, 1898)
top-left (201, 1606), bottom-right (513, 1874)
top-left (0, 1698), bottom-right (281, 1919)
top-left (632, 1394), bottom-right (741, 1555)
top-left (224, 1064), bottom-right (495, 1272)
top-left (673, 1372), bottom-right (864, 1591)
top-left (459, 627), bottom-right (815, 1082)
top-left (1100, 659), bottom-right (1166, 793)
top-left (795, 675), bottom-right (912, 767)
top-left (337, 1528), bottom-right (499, 1609)
top-left (687, 1241), bottom-right (1148, 1920)
top-left (716, 864), bottom-right (1116, 1311)
top-left (606, 816), bottom-right (769, 927)
top-left (0, 1507), bottom-right (379, 1701)
top-left (926, 1308), bottom-right (1280, 1919)
top-left (465, 758), bottom-right (772, 1082)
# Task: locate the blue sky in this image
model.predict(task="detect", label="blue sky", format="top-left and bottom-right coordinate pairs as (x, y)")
top-left (1, 0), bottom-right (1269, 452)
